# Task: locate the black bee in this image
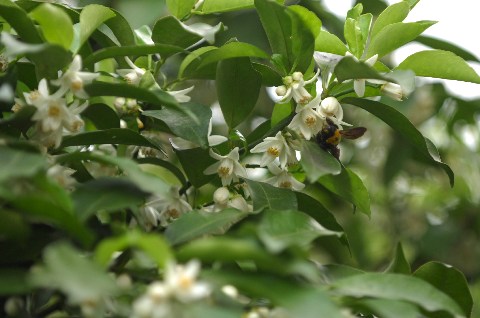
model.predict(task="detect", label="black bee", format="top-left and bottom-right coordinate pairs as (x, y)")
top-left (316, 118), bottom-right (367, 159)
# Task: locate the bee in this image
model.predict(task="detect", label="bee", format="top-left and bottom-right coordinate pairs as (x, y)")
top-left (316, 118), bottom-right (367, 159)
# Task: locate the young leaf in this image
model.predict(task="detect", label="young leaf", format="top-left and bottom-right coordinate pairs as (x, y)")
top-left (315, 30), bottom-right (347, 55)
top-left (366, 21), bottom-right (436, 58)
top-left (30, 3), bottom-right (74, 49)
top-left (385, 242), bottom-right (411, 274)
top-left (334, 56), bottom-right (392, 83)
top-left (300, 140), bottom-right (342, 181)
top-left (318, 167), bottom-right (371, 217)
top-left (246, 180), bottom-right (298, 212)
top-left (152, 16), bottom-right (201, 48)
top-left (165, 209), bottom-right (248, 246)
top-left (216, 57), bottom-right (262, 128)
top-left (413, 262), bottom-right (473, 317)
top-left (342, 97), bottom-right (455, 186)
top-left (0, 0), bottom-right (42, 44)
top-left (258, 209), bottom-right (343, 253)
top-left (75, 4), bottom-right (116, 53)
top-left (371, 1), bottom-right (410, 39)
top-left (166, 0), bottom-right (196, 19)
top-left (396, 50), bottom-right (480, 84)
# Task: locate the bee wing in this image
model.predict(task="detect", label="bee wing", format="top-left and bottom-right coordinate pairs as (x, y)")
top-left (340, 127), bottom-right (367, 140)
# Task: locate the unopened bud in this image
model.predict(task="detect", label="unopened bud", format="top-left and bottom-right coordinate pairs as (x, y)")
top-left (228, 195), bottom-right (249, 212)
top-left (282, 75), bottom-right (293, 85)
top-left (292, 71), bottom-right (303, 81)
top-left (381, 82), bottom-right (403, 101)
top-left (275, 85), bottom-right (287, 97)
top-left (213, 187), bottom-right (230, 206)
top-left (320, 97), bottom-right (341, 116)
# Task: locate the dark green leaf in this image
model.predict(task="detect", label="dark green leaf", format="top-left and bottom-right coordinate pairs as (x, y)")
top-left (315, 30), bottom-right (347, 55)
top-left (246, 180), bottom-right (297, 212)
top-left (318, 166), bottom-right (371, 217)
top-left (166, 0), bottom-right (196, 19)
top-left (175, 147), bottom-right (215, 188)
top-left (258, 209), bottom-right (342, 253)
top-left (143, 102), bottom-right (211, 148)
top-left (252, 62), bottom-right (283, 86)
top-left (105, 8), bottom-right (135, 46)
top-left (414, 262), bottom-right (473, 317)
top-left (75, 4), bottom-right (116, 53)
top-left (385, 242), bottom-right (411, 274)
top-left (332, 273), bottom-right (464, 317)
top-left (0, 269), bottom-right (32, 295)
top-left (300, 140), bottom-right (342, 181)
top-left (72, 177), bottom-right (148, 221)
top-left (165, 209), bottom-right (248, 245)
top-left (82, 103), bottom-right (120, 129)
top-left (0, 0), bottom-right (42, 43)
top-left (216, 57), bottom-right (261, 128)
top-left (334, 56), bottom-right (393, 83)
top-left (415, 36), bottom-right (479, 62)
top-left (367, 21), bottom-right (436, 58)
top-left (152, 16), bottom-right (201, 48)
top-left (178, 46), bottom-right (216, 79)
top-left (30, 3), bottom-right (73, 49)
top-left (396, 50), bottom-right (480, 84)
top-left (0, 209), bottom-right (30, 241)
top-left (289, 5), bottom-right (321, 39)
top-left (197, 42), bottom-right (269, 69)
top-left (342, 97), bottom-right (454, 186)
top-left (288, 5), bottom-right (316, 72)
top-left (371, 1), bottom-right (410, 39)
top-left (0, 147), bottom-right (45, 183)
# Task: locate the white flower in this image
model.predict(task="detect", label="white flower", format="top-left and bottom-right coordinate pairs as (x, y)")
top-left (47, 164), bottom-right (76, 189)
top-left (313, 51), bottom-right (343, 89)
top-left (275, 70), bottom-right (319, 105)
top-left (164, 260), bottom-right (211, 303)
top-left (287, 95), bottom-right (324, 140)
top-left (0, 32), bottom-right (43, 60)
top-left (51, 55), bottom-right (99, 99)
top-left (170, 118), bottom-right (227, 150)
top-left (317, 96), bottom-right (350, 127)
top-left (380, 82), bottom-right (404, 101)
top-left (227, 195), bottom-right (252, 212)
top-left (183, 22), bottom-right (223, 45)
top-left (250, 131), bottom-right (296, 168)
top-left (131, 282), bottom-right (171, 318)
top-left (264, 164), bottom-right (305, 191)
top-left (141, 188), bottom-right (192, 229)
top-left (345, 52), bottom-right (378, 97)
top-left (213, 186), bottom-right (230, 207)
top-left (116, 57), bottom-right (146, 86)
top-left (203, 147), bottom-right (247, 186)
top-left (167, 86), bottom-right (194, 103)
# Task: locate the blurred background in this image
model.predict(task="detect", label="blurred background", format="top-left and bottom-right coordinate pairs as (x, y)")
top-left (68, 0), bottom-right (480, 315)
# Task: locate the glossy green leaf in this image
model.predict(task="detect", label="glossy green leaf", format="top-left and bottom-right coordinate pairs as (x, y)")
top-left (200, 0), bottom-right (279, 13)
top-left (60, 128), bottom-right (165, 152)
top-left (152, 16), bottom-right (201, 48)
top-left (27, 44), bottom-right (72, 79)
top-left (396, 50), bottom-right (480, 84)
top-left (167, 0), bottom-right (196, 19)
top-left (105, 8), bottom-right (135, 46)
top-left (414, 262), bottom-right (473, 317)
top-left (143, 102), bottom-right (211, 148)
top-left (83, 44), bottom-right (184, 67)
top-left (85, 81), bottom-right (178, 109)
top-left (0, 147), bottom-right (45, 183)
top-left (0, 0), bottom-right (42, 43)
top-left (165, 209), bottom-right (248, 245)
top-left (197, 42), bottom-right (269, 69)
top-left (246, 180), bottom-right (297, 212)
top-left (95, 231), bottom-right (173, 268)
top-left (318, 167), bottom-right (371, 217)
top-left (178, 46), bottom-right (216, 79)
top-left (72, 177), bottom-right (148, 221)
top-left (320, 264), bottom-right (364, 283)
top-left (75, 4), bottom-right (116, 52)
top-left (289, 5), bottom-right (321, 39)
top-left (82, 103), bottom-right (120, 129)
top-left (31, 242), bottom-right (117, 300)
top-left (415, 36), bottom-right (479, 62)
top-left (0, 269), bottom-right (32, 295)
top-left (342, 97), bottom-right (454, 186)
top-left (175, 147), bottom-right (215, 188)
top-left (344, 18), bottom-right (363, 57)
top-left (367, 21), bottom-right (436, 58)
top-left (315, 30), bottom-right (347, 55)
top-left (216, 57), bottom-right (261, 128)
top-left (288, 6), bottom-right (316, 72)
top-left (385, 242), bottom-right (411, 274)
top-left (332, 273), bottom-right (464, 317)
top-left (258, 209), bottom-right (342, 253)
top-left (137, 157), bottom-right (187, 186)
top-left (334, 56), bottom-right (392, 83)
top-left (371, 1), bottom-right (410, 39)
top-left (360, 299), bottom-right (422, 318)
top-left (300, 140), bottom-right (342, 181)
top-left (271, 102), bottom-right (292, 127)
top-left (30, 4), bottom-right (73, 49)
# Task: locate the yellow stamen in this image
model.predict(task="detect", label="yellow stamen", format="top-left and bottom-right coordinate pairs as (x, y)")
top-left (218, 166), bottom-right (231, 177)
top-left (267, 146), bottom-right (280, 157)
top-left (305, 116), bottom-right (316, 127)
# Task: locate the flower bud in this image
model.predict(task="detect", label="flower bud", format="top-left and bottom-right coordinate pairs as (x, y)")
top-left (275, 85), bottom-right (287, 97)
top-left (213, 187), bottom-right (230, 206)
top-left (282, 75), bottom-right (293, 85)
top-left (228, 195), bottom-right (249, 212)
top-left (381, 82), bottom-right (403, 101)
top-left (320, 97), bottom-right (341, 116)
top-left (292, 71), bottom-right (303, 81)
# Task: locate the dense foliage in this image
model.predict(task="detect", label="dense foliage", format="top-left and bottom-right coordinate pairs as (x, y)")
top-left (0, 0), bottom-right (478, 317)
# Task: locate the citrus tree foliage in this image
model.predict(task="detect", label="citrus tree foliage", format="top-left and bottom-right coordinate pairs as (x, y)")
top-left (0, 0), bottom-right (477, 317)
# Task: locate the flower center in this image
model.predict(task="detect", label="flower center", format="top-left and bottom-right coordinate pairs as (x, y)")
top-left (166, 208), bottom-right (180, 219)
top-left (279, 181), bottom-right (292, 188)
top-left (71, 79), bottom-right (83, 91)
top-left (267, 146), bottom-right (280, 157)
top-left (218, 166), bottom-right (231, 177)
top-left (29, 90), bottom-right (40, 101)
top-left (179, 275), bottom-right (193, 290)
top-left (305, 116), bottom-right (316, 127)
top-left (48, 103), bottom-right (61, 117)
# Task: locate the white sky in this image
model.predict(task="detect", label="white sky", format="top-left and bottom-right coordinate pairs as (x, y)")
top-left (323, 0), bottom-right (480, 99)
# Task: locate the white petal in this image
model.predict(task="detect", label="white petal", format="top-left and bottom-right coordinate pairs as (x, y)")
top-left (208, 135), bottom-right (228, 146)
top-left (354, 79), bottom-right (366, 97)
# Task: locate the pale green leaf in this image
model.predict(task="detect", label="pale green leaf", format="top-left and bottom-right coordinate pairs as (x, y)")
top-left (371, 1), bottom-right (410, 39)
top-left (30, 4), bottom-right (73, 49)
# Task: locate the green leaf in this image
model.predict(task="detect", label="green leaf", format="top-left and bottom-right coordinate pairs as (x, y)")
top-left (178, 46), bottom-right (216, 79)
top-left (83, 44), bottom-right (184, 67)
top-left (342, 97), bottom-right (454, 186)
top-left (289, 6), bottom-right (316, 72)
top-left (30, 242), bottom-right (117, 301)
top-left (0, 0), bottom-right (42, 43)
top-left (143, 102), bottom-right (211, 148)
top-left (75, 4), bottom-right (116, 53)
top-left (152, 16), bottom-right (201, 48)
top-left (72, 178), bottom-right (148, 221)
top-left (332, 273), bottom-right (464, 317)
top-left (216, 57), bottom-right (261, 128)
top-left (289, 5), bottom-right (321, 39)
top-left (95, 231), bottom-right (173, 268)
top-left (30, 3), bottom-right (73, 49)
top-left (167, 0), bottom-right (196, 19)
top-left (415, 36), bottom-right (479, 62)
top-left (197, 42), bottom-right (269, 69)
top-left (175, 147), bottom-right (215, 188)
top-left (414, 262), bottom-right (473, 317)
top-left (315, 30), bottom-right (347, 55)
top-left (60, 128), bottom-right (165, 153)
top-left (258, 209), bottom-right (342, 253)
top-left (246, 180), bottom-right (297, 212)
top-left (0, 269), bottom-right (32, 295)
top-left (105, 9), bottom-right (135, 47)
top-left (344, 18), bottom-right (361, 57)
top-left (200, 0), bottom-right (266, 13)
top-left (82, 103), bottom-right (120, 129)
top-left (85, 81), bottom-right (179, 109)
top-left (165, 209), bottom-right (248, 245)
top-left (385, 242), bottom-right (411, 274)
top-left (359, 299), bottom-right (422, 318)
top-left (253, 62), bottom-right (283, 86)
top-left (396, 50), bottom-right (480, 84)
top-left (27, 44), bottom-right (72, 79)
top-left (137, 157), bottom-right (187, 186)
top-left (0, 209), bottom-right (30, 241)
top-left (0, 147), bottom-right (45, 183)
top-left (318, 167), bottom-right (371, 217)
top-left (271, 102), bottom-right (292, 127)
top-left (334, 56), bottom-right (392, 83)
top-left (371, 1), bottom-right (410, 39)
top-left (367, 21), bottom-right (436, 58)
top-left (300, 140), bottom-right (342, 181)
